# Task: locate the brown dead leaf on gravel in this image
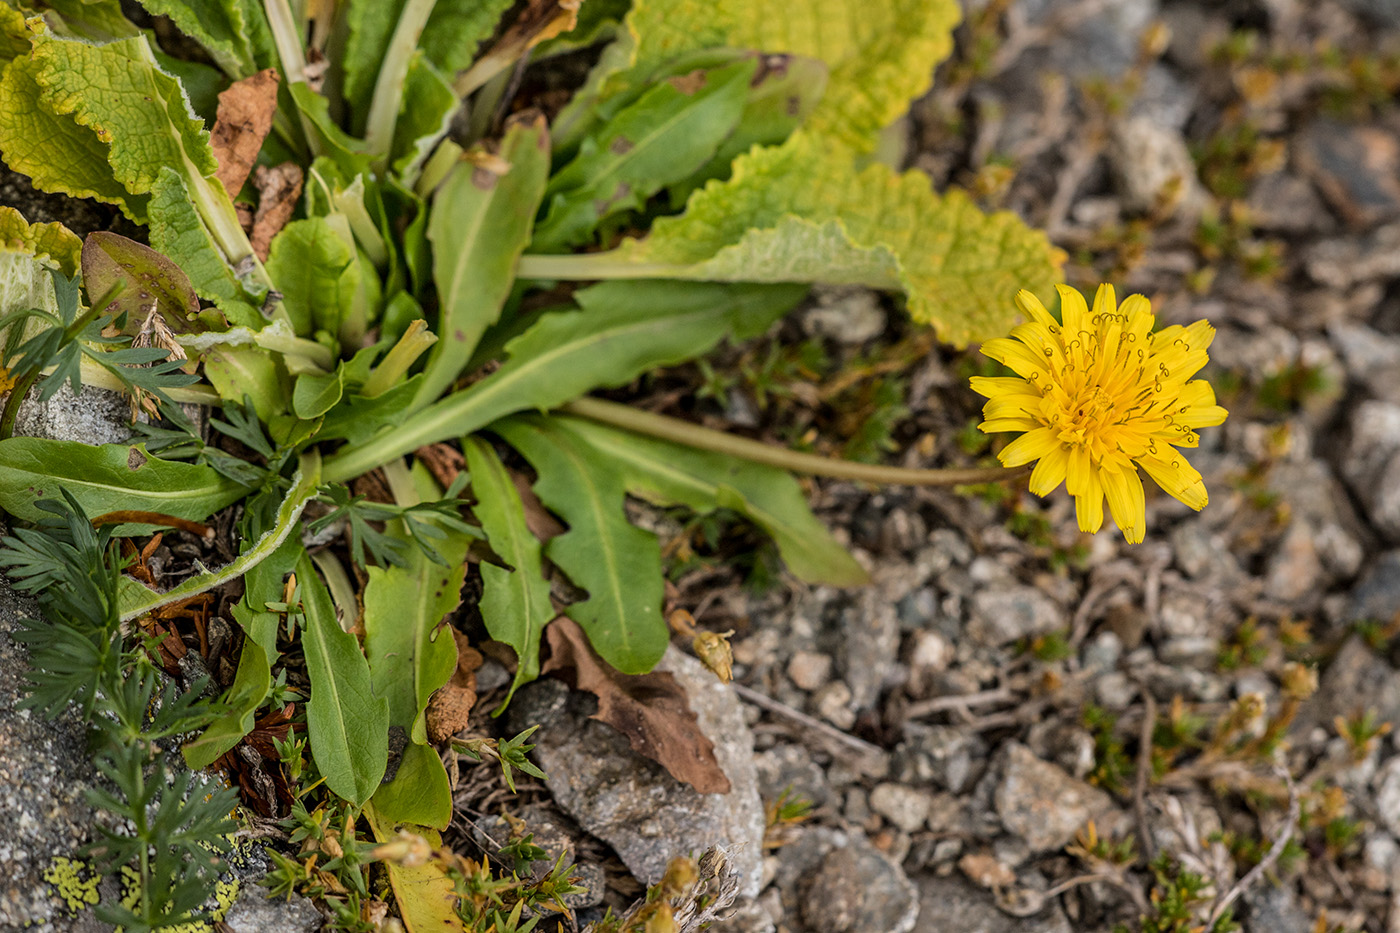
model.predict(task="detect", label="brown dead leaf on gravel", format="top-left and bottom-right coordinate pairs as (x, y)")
top-left (211, 69), bottom-right (280, 199)
top-left (543, 617), bottom-right (730, 794)
top-left (427, 629), bottom-right (483, 742)
top-left (249, 162), bottom-right (304, 261)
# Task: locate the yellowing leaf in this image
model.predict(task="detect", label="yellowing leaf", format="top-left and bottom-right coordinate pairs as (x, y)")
top-left (0, 51), bottom-right (142, 218)
top-left (0, 205), bottom-right (81, 277)
top-left (625, 0), bottom-right (960, 151)
top-left (536, 133), bottom-right (1062, 346)
top-left (364, 804), bottom-right (464, 933)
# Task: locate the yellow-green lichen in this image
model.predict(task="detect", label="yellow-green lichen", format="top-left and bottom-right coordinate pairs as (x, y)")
top-left (42, 857), bottom-right (100, 912)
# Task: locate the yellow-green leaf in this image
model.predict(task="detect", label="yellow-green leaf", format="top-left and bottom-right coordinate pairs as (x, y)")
top-left (0, 52), bottom-right (142, 218)
top-left (541, 133), bottom-right (1062, 346)
top-left (364, 804), bottom-right (464, 933)
top-left (0, 206), bottom-right (81, 278)
top-left (624, 0), bottom-right (960, 151)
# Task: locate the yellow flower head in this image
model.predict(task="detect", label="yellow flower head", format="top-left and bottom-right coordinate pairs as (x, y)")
top-left (971, 284), bottom-right (1228, 543)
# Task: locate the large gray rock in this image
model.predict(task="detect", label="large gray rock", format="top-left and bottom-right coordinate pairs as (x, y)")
top-left (510, 648), bottom-right (766, 896)
top-left (12, 383), bottom-right (134, 447)
top-left (0, 581), bottom-right (105, 932)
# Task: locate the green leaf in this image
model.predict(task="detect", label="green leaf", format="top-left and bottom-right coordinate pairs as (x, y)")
top-left (491, 419), bottom-right (666, 674)
top-left (416, 112), bottom-right (550, 407)
top-left (343, 0), bottom-right (512, 117)
top-left (370, 742), bottom-right (452, 829)
top-left (540, 132), bottom-right (1062, 346)
top-left (0, 207), bottom-right (82, 279)
top-left (182, 638), bottom-right (270, 770)
top-left (28, 33), bottom-right (219, 192)
top-left (117, 452), bottom-right (320, 624)
top-left (133, 0), bottom-right (273, 77)
top-left (625, 0), bottom-right (960, 152)
top-left (147, 168), bottom-right (263, 326)
top-left (0, 439), bottom-right (246, 527)
top-left (322, 281), bottom-right (807, 482)
top-left (292, 367), bottom-right (345, 420)
top-left (288, 82), bottom-right (373, 178)
top-left (532, 56), bottom-right (755, 253)
top-left (265, 217), bottom-right (356, 338)
top-left (0, 52), bottom-right (141, 218)
top-left (33, 0), bottom-right (139, 41)
top-left (528, 413), bottom-right (868, 585)
top-left (461, 437), bottom-right (552, 708)
top-left (363, 804), bottom-right (464, 933)
top-left (667, 53), bottom-right (828, 206)
top-left (390, 53), bottom-right (457, 181)
top-left (317, 374), bottom-right (425, 445)
top-left (80, 231), bottom-right (205, 331)
top-left (203, 346), bottom-right (289, 422)
top-left (299, 551), bottom-right (390, 808)
top-left (362, 477), bottom-right (470, 742)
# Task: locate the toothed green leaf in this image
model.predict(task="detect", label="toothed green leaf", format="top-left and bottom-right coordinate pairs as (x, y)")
top-left (462, 437), bottom-right (552, 708)
top-left (582, 133), bottom-right (1062, 346)
top-left (491, 418), bottom-right (668, 675)
top-left (624, 0), bottom-right (959, 151)
top-left (133, 0), bottom-right (273, 77)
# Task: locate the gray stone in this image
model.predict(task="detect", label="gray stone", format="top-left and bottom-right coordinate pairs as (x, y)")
top-left (1349, 551), bottom-right (1400, 626)
top-left (869, 783), bottom-right (933, 834)
top-left (508, 649), bottom-right (766, 896)
top-left (1264, 521), bottom-right (1326, 604)
top-left (1341, 402), bottom-right (1400, 542)
top-left (786, 650), bottom-right (832, 691)
top-left (752, 744), bottom-right (839, 814)
top-left (1247, 171), bottom-right (1334, 235)
top-left (1296, 121), bottom-right (1400, 229)
top-left (1330, 322), bottom-right (1400, 403)
top-left (1242, 883), bottom-right (1311, 933)
top-left (0, 582), bottom-right (104, 932)
top-left (993, 743), bottom-right (1117, 854)
top-left (966, 586), bottom-right (1063, 647)
top-left (1374, 757), bottom-right (1400, 838)
top-left (801, 286), bottom-right (887, 346)
top-left (798, 830), bottom-right (918, 933)
top-left (1110, 117), bottom-right (1206, 219)
top-left (891, 727), bottom-right (986, 794)
top-left (912, 874), bottom-right (1071, 933)
top-left (839, 565), bottom-right (909, 710)
top-left (12, 383), bottom-right (134, 447)
top-left (1296, 636), bottom-right (1400, 739)
top-left (1305, 223), bottom-right (1400, 289)
top-left (220, 887), bottom-right (324, 933)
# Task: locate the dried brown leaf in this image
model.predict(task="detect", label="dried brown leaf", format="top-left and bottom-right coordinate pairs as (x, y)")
top-left (210, 69), bottom-right (281, 199)
top-left (249, 162), bottom-right (304, 262)
top-left (426, 630), bottom-right (482, 742)
top-left (543, 617), bottom-right (730, 794)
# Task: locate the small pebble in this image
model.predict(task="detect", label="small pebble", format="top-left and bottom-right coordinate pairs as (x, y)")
top-left (787, 650), bottom-right (833, 691)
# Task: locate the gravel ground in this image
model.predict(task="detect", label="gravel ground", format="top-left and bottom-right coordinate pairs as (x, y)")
top-left (681, 1), bottom-right (1400, 931)
top-left (7, 1), bottom-right (1400, 931)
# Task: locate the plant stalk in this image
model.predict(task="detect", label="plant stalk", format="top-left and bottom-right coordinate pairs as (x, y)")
top-left (364, 0), bottom-right (440, 168)
top-left (264, 0), bottom-right (325, 160)
top-left (516, 251), bottom-right (686, 281)
top-left (560, 396), bottom-right (1031, 486)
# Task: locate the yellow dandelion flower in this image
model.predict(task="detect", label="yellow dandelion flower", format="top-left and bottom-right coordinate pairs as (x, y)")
top-left (971, 284), bottom-right (1228, 544)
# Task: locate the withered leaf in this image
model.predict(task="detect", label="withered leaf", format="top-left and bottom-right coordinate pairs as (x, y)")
top-left (211, 69), bottom-right (281, 199)
top-left (426, 629), bottom-right (482, 742)
top-left (250, 162), bottom-right (305, 262)
top-left (543, 617), bottom-right (730, 794)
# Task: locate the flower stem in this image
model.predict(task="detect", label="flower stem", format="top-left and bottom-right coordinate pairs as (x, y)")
top-left (561, 396), bottom-right (1030, 486)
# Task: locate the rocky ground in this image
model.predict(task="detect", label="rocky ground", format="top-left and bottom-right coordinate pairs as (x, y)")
top-left (6, 0), bottom-right (1400, 931)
